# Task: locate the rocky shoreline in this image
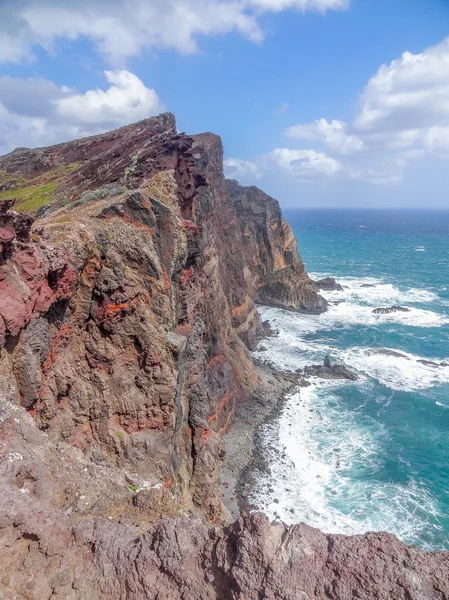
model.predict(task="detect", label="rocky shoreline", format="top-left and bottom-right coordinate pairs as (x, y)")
top-left (221, 360), bottom-right (301, 520)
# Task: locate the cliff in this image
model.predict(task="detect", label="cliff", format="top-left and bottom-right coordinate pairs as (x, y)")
top-left (0, 115), bottom-right (447, 599)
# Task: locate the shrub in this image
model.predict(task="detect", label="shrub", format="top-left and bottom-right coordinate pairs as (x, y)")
top-left (69, 184), bottom-right (126, 209)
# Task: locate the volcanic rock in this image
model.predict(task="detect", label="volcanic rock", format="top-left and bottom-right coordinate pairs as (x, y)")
top-left (300, 356), bottom-right (359, 381)
top-left (373, 305), bottom-right (411, 314)
top-left (315, 277), bottom-right (344, 291)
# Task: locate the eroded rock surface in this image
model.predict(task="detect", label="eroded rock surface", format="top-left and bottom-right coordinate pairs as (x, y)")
top-left (315, 276), bottom-right (344, 291)
top-left (0, 116), bottom-right (326, 521)
top-left (227, 179), bottom-right (327, 314)
top-left (0, 115), bottom-right (446, 599)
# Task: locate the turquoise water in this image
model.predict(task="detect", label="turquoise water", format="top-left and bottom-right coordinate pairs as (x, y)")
top-left (251, 210), bottom-right (449, 551)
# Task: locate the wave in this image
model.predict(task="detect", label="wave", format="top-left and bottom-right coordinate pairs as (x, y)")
top-left (311, 273), bottom-right (440, 305)
top-left (340, 347), bottom-right (449, 392)
top-left (257, 303), bottom-right (448, 347)
top-left (250, 387), bottom-right (443, 551)
top-left (255, 311), bottom-right (449, 391)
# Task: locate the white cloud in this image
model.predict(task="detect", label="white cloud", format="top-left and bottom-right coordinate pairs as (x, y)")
top-left (247, 0), bottom-right (348, 12)
top-left (0, 70), bottom-right (164, 153)
top-left (286, 118), bottom-right (363, 154)
top-left (282, 37), bottom-right (449, 182)
top-left (57, 70), bottom-right (164, 126)
top-left (0, 0), bottom-right (349, 65)
top-left (267, 148), bottom-right (342, 178)
top-left (224, 158), bottom-right (261, 180)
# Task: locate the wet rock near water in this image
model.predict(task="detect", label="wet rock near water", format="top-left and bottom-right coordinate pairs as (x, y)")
top-left (418, 359), bottom-right (449, 368)
top-left (315, 277), bottom-right (344, 291)
top-left (366, 348), bottom-right (409, 358)
top-left (298, 355), bottom-right (359, 381)
top-left (373, 305), bottom-right (411, 314)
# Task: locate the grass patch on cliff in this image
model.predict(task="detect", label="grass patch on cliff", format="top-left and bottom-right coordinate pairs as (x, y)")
top-left (0, 181), bottom-right (59, 214)
top-left (0, 163), bottom-right (80, 215)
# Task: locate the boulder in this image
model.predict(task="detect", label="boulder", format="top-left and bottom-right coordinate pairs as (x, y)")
top-left (315, 277), bottom-right (344, 291)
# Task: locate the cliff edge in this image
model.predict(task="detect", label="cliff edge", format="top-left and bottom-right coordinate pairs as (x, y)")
top-left (0, 115), bottom-right (446, 599)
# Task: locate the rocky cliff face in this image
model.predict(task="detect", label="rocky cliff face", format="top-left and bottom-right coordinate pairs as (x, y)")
top-left (227, 179), bottom-right (327, 314)
top-left (0, 114), bottom-right (325, 524)
top-left (0, 115), bottom-right (446, 599)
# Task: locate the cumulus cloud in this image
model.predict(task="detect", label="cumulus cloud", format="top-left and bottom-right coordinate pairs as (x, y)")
top-left (282, 37), bottom-right (449, 182)
top-left (248, 0), bottom-right (348, 12)
top-left (224, 158), bottom-right (261, 180)
top-left (286, 118), bottom-right (363, 154)
top-left (0, 70), bottom-right (164, 153)
top-left (267, 148), bottom-right (342, 178)
top-left (0, 0), bottom-right (349, 64)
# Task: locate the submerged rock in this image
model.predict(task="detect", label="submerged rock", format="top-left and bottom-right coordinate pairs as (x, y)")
top-left (418, 359), bottom-right (447, 368)
top-left (373, 305), bottom-right (411, 314)
top-left (366, 348), bottom-right (409, 359)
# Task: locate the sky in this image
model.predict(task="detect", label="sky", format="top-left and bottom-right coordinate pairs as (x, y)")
top-left (1, 0), bottom-right (449, 208)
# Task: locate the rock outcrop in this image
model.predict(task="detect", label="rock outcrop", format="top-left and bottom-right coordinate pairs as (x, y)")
top-left (0, 115), bottom-right (325, 525)
top-left (373, 305), bottom-right (410, 314)
top-left (315, 276), bottom-right (344, 291)
top-left (299, 356), bottom-right (359, 381)
top-left (0, 115), bottom-right (446, 599)
top-left (227, 180), bottom-right (327, 314)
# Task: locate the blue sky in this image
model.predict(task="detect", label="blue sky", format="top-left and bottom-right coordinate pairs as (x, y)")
top-left (1, 0), bottom-right (449, 208)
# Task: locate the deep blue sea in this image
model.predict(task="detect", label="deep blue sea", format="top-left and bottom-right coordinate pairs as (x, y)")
top-left (251, 210), bottom-right (449, 551)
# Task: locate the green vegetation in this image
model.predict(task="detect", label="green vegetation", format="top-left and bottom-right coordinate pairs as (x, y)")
top-left (129, 484), bottom-right (137, 493)
top-left (0, 170), bottom-right (28, 187)
top-left (115, 430), bottom-right (125, 440)
top-left (124, 153), bottom-right (139, 184)
top-left (70, 185), bottom-right (126, 209)
top-left (0, 181), bottom-right (59, 214)
top-left (0, 163), bottom-right (80, 216)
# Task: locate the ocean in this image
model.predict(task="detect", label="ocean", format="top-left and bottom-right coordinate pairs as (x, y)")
top-left (251, 210), bottom-right (449, 551)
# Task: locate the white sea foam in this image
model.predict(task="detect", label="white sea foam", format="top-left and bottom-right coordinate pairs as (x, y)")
top-left (340, 347), bottom-right (449, 392)
top-left (255, 306), bottom-right (449, 391)
top-left (250, 386), bottom-right (442, 550)
top-left (311, 273), bottom-right (440, 305)
top-left (256, 303), bottom-right (447, 349)
top-left (251, 275), bottom-right (448, 548)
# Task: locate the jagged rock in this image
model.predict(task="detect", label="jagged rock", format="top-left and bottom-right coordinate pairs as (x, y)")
top-left (300, 357), bottom-right (359, 381)
top-left (227, 180), bottom-right (328, 315)
top-left (373, 305), bottom-right (411, 314)
top-left (315, 277), bottom-right (344, 291)
top-left (0, 114), bottom-right (327, 526)
top-left (360, 283), bottom-right (376, 288)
